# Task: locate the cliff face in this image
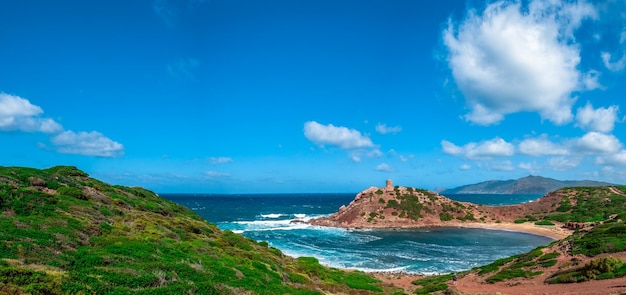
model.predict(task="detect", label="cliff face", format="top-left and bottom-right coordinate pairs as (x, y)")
top-left (441, 175), bottom-right (617, 194)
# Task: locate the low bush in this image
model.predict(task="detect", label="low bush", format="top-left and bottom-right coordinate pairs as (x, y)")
top-left (535, 220), bottom-right (555, 226)
top-left (57, 186), bottom-right (87, 200)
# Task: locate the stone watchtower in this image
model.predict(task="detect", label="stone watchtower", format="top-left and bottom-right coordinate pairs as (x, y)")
top-left (385, 179), bottom-right (393, 191)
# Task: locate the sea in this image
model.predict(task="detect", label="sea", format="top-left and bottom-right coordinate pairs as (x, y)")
top-left (162, 192), bottom-right (550, 274)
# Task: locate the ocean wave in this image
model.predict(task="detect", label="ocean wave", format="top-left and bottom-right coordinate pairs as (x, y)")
top-left (260, 213), bottom-right (284, 218)
top-left (342, 265), bottom-right (410, 273)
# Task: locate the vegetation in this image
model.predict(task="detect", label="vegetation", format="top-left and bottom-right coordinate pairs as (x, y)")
top-left (544, 187), bottom-right (626, 223)
top-left (571, 223), bottom-right (626, 256)
top-left (535, 220), bottom-right (555, 226)
top-left (0, 166), bottom-right (399, 294)
top-left (384, 192), bottom-right (425, 221)
top-left (546, 257), bottom-right (626, 284)
top-left (411, 273), bottom-right (453, 294)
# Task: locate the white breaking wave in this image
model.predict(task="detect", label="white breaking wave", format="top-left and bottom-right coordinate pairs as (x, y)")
top-left (346, 266), bottom-right (409, 273)
top-left (260, 213), bottom-right (284, 218)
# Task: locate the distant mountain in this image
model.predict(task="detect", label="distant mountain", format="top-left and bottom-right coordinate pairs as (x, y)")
top-left (440, 175), bottom-right (618, 194)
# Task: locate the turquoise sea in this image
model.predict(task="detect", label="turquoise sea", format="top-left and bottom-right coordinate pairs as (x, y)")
top-left (164, 193), bottom-right (551, 274)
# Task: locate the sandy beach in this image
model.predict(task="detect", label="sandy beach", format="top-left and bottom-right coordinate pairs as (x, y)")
top-left (448, 221), bottom-right (572, 240)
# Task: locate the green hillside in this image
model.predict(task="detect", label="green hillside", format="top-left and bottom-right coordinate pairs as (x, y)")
top-left (0, 166), bottom-right (401, 294)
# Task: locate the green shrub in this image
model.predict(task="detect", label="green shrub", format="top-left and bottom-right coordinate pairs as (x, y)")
top-left (487, 269), bottom-right (541, 283)
top-left (539, 252), bottom-right (560, 261)
top-left (414, 283), bottom-right (447, 294)
top-left (439, 213), bottom-right (453, 221)
top-left (525, 215), bottom-right (538, 222)
top-left (378, 198), bottom-right (386, 204)
top-left (375, 189), bottom-right (383, 195)
top-left (535, 220), bottom-right (555, 226)
top-left (540, 260), bottom-right (558, 267)
top-left (45, 166), bottom-right (88, 177)
top-left (514, 219), bottom-right (527, 224)
top-left (57, 186), bottom-right (87, 200)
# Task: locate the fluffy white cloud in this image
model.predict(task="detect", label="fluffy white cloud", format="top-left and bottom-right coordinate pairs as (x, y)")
top-left (304, 121), bottom-right (373, 149)
top-left (575, 102), bottom-right (620, 133)
top-left (443, 0), bottom-right (596, 125)
top-left (601, 52), bottom-right (626, 72)
top-left (210, 157), bottom-right (233, 164)
top-left (441, 137), bottom-right (514, 159)
top-left (596, 150), bottom-right (626, 166)
top-left (459, 164), bottom-right (471, 170)
top-left (375, 123), bottom-right (402, 134)
top-left (0, 93), bottom-right (62, 133)
top-left (52, 131), bottom-right (124, 157)
top-left (572, 132), bottom-right (622, 154)
top-left (518, 135), bottom-right (569, 156)
top-left (374, 163), bottom-right (393, 172)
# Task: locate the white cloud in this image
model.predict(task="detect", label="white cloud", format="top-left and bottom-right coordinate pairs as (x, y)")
top-left (519, 161), bottom-right (541, 174)
top-left (443, 0), bottom-right (596, 125)
top-left (576, 102), bottom-right (620, 133)
top-left (581, 70), bottom-right (602, 91)
top-left (374, 163), bottom-right (393, 172)
top-left (0, 93), bottom-right (62, 133)
top-left (601, 52), bottom-right (626, 72)
top-left (368, 149), bottom-right (383, 158)
top-left (375, 123), bottom-right (402, 134)
top-left (596, 150), bottom-right (626, 166)
top-left (547, 156), bottom-right (581, 171)
top-left (350, 154), bottom-right (361, 163)
top-left (304, 121), bottom-right (374, 149)
top-left (572, 132), bottom-right (622, 154)
top-left (210, 157), bottom-right (233, 164)
top-left (52, 131), bottom-right (124, 157)
top-left (459, 164), bottom-right (471, 170)
top-left (399, 155), bottom-right (408, 162)
top-left (489, 160), bottom-right (515, 171)
top-left (518, 135), bottom-right (569, 156)
top-left (441, 137), bottom-right (514, 159)
top-left (206, 170), bottom-right (231, 178)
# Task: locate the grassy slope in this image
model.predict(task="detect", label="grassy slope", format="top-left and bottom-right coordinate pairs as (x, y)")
top-left (0, 166), bottom-right (402, 295)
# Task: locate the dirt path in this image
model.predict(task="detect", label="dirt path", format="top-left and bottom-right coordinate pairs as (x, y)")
top-left (608, 186), bottom-right (626, 196)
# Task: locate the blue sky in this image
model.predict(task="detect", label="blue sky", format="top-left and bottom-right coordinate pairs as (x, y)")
top-left (2, 0), bottom-right (626, 193)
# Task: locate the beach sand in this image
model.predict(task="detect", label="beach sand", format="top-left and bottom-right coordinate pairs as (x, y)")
top-left (449, 221), bottom-right (572, 240)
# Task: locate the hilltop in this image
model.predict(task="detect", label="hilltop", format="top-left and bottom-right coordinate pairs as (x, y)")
top-left (439, 175), bottom-right (616, 194)
top-left (309, 180), bottom-right (626, 294)
top-left (0, 166), bottom-right (401, 294)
